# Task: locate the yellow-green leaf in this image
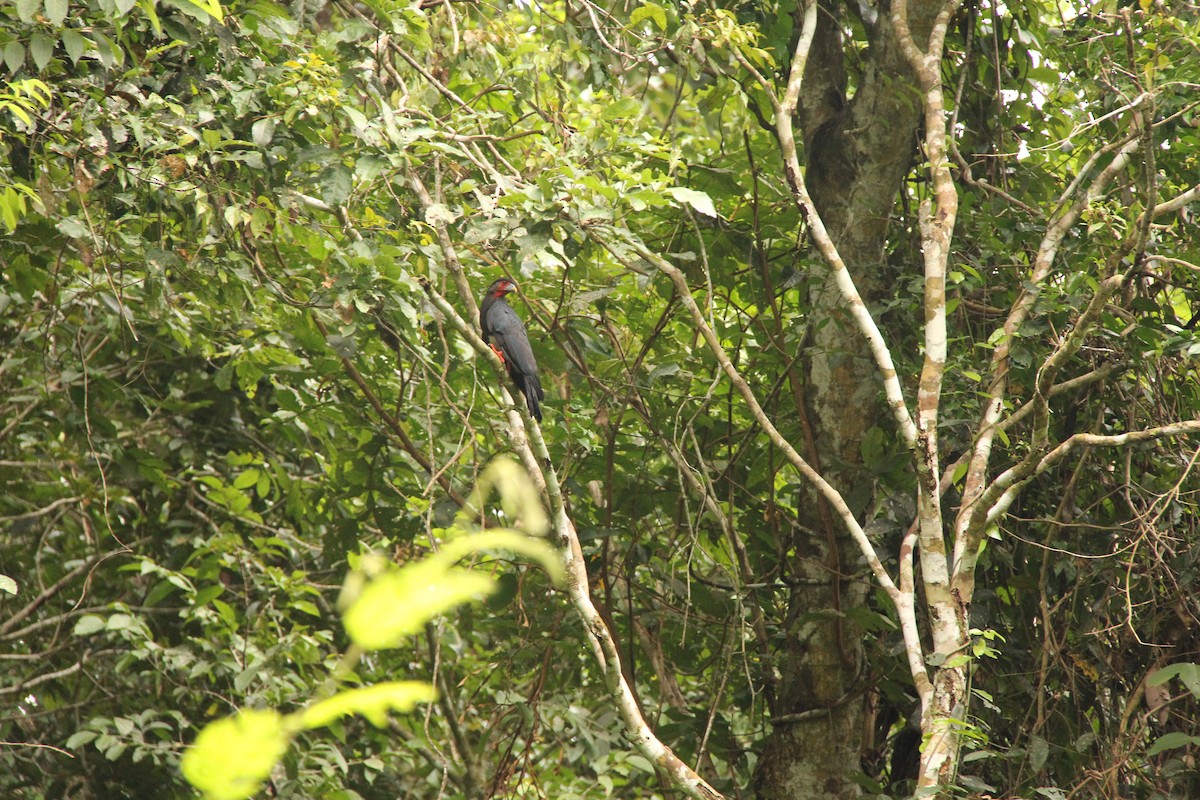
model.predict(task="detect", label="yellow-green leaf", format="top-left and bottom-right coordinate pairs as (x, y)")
top-left (630, 2), bottom-right (667, 30)
top-left (300, 682), bottom-right (437, 729)
top-left (178, 0), bottom-right (225, 22)
top-left (436, 530), bottom-right (563, 586)
top-left (342, 560), bottom-right (495, 650)
top-left (181, 710), bottom-right (290, 800)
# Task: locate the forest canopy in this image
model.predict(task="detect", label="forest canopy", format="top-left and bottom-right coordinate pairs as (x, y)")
top-left (2, 1), bottom-right (1199, 798)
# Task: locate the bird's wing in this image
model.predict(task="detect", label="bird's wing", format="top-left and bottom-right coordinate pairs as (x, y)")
top-left (484, 301), bottom-right (540, 378)
top-left (479, 295), bottom-right (496, 339)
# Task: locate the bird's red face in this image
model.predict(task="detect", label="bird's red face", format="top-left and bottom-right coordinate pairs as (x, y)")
top-left (491, 279), bottom-right (518, 297)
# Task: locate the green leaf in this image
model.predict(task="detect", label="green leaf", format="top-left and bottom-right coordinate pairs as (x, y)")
top-left (181, 710), bottom-right (290, 800)
top-left (89, 31), bottom-right (123, 69)
top-left (630, 2), bottom-right (667, 30)
top-left (626, 754), bottom-right (655, 774)
top-left (666, 186), bottom-right (718, 219)
top-left (74, 615), bottom-right (106, 635)
top-left (136, 0), bottom-right (162, 34)
top-left (44, 0), bottom-right (68, 25)
top-left (292, 599), bottom-right (319, 616)
top-left (1148, 662), bottom-right (1200, 698)
top-left (61, 30), bottom-right (86, 64)
top-left (320, 164), bottom-right (352, 206)
top-left (647, 362), bottom-right (681, 383)
top-left (14, 0), bottom-right (39, 24)
top-left (299, 681), bottom-right (437, 729)
top-left (251, 117), bottom-right (276, 147)
top-left (0, 190), bottom-right (18, 232)
top-left (65, 729), bottom-right (98, 749)
top-left (106, 613), bottom-right (134, 631)
top-left (1146, 731), bottom-right (1200, 756)
top-left (177, 0), bottom-right (225, 22)
top-left (342, 560), bottom-right (496, 650)
top-left (601, 97), bottom-right (641, 121)
top-left (1035, 788), bottom-right (1068, 800)
top-left (193, 585), bottom-right (224, 606)
top-left (234, 659), bottom-right (263, 692)
top-left (4, 41), bottom-right (26, 73)
top-left (232, 468), bottom-right (260, 489)
top-left (1029, 735), bottom-right (1049, 772)
top-left (30, 32), bottom-right (54, 71)
top-left (0, 574), bottom-right (17, 595)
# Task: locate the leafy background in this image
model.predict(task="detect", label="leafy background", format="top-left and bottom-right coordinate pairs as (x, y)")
top-left (2, 1), bottom-right (1199, 798)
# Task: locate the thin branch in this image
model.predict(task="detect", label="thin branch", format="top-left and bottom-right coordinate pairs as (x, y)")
top-left (983, 421), bottom-right (1200, 528)
top-left (1, 649), bottom-right (123, 696)
top-left (410, 173), bottom-right (481, 324)
top-left (0, 741), bottom-right (75, 758)
top-left (419, 279), bottom-right (725, 800)
top-left (309, 315), bottom-right (466, 507)
top-left (727, 1), bottom-right (919, 449)
top-left (1150, 181), bottom-right (1200, 217)
top-left (999, 361), bottom-right (1127, 434)
top-left (0, 496), bottom-right (82, 523)
top-left (956, 136), bottom-right (1141, 551)
top-left (0, 550), bottom-right (120, 638)
top-left (604, 232), bottom-right (900, 601)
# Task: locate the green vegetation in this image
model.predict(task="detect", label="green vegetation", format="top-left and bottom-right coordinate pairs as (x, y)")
top-left (2, 1), bottom-right (1198, 798)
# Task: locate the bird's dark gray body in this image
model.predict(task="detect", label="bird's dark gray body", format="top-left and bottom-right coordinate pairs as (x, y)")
top-left (480, 278), bottom-right (544, 421)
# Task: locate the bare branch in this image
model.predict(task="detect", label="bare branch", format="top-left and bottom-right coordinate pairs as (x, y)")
top-left (957, 137), bottom-right (1141, 550)
top-left (410, 174), bottom-right (481, 324)
top-left (419, 279), bottom-right (725, 800)
top-left (1151, 182), bottom-right (1200, 217)
top-left (766, 4), bottom-right (920, 450)
top-left (1, 649), bottom-right (123, 696)
top-left (606, 233), bottom-right (900, 598)
top-left (984, 421), bottom-right (1200, 528)
top-left (0, 550), bottom-right (123, 638)
top-left (0, 496), bottom-right (82, 523)
top-left (996, 361), bottom-right (1127, 436)
top-left (603, 229), bottom-right (935, 708)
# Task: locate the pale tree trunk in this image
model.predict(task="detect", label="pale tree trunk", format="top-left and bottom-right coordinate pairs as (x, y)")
top-left (750, 1), bottom-right (942, 796)
top-left (888, 0), bottom-right (967, 788)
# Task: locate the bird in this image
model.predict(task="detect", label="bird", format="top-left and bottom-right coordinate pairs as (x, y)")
top-left (479, 277), bottom-right (545, 421)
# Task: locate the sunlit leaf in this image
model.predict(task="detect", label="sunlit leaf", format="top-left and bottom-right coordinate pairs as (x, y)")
top-left (666, 186), bottom-right (718, 219)
top-left (342, 560), bottom-right (495, 650)
top-left (181, 710), bottom-right (290, 800)
top-left (299, 682), bottom-right (437, 729)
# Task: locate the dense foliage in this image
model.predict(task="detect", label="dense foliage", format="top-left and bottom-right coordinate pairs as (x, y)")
top-left (2, 0), bottom-right (1198, 798)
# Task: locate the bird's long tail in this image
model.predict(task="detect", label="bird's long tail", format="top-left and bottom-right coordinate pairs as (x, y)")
top-left (523, 376), bottom-right (544, 421)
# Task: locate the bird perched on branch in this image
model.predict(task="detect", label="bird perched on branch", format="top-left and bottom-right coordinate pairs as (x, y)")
top-left (480, 277), bottom-right (544, 421)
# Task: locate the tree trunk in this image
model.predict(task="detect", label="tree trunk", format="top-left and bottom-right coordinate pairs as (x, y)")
top-left (751, 2), bottom-right (934, 796)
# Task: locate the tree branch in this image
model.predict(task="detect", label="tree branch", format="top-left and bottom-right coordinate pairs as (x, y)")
top-left (983, 421), bottom-right (1200, 528)
top-left (727, 0), bottom-right (919, 450)
top-left (417, 279), bottom-right (726, 800)
top-left (604, 233), bottom-right (898, 594)
top-left (956, 136), bottom-right (1141, 552)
